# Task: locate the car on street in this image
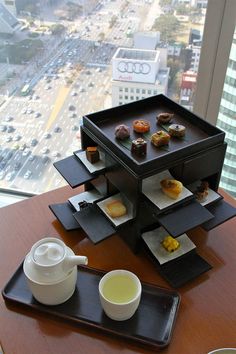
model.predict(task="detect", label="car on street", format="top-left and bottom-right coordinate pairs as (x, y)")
top-left (41, 147), bottom-right (49, 154)
top-left (43, 132), bottom-right (51, 139)
top-left (54, 125), bottom-right (61, 133)
top-left (13, 162), bottom-right (21, 170)
top-left (31, 138), bottom-right (38, 146)
top-left (24, 170), bottom-right (32, 179)
top-left (0, 125), bottom-right (6, 132)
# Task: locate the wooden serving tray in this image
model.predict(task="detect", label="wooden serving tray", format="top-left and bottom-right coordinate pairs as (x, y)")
top-left (83, 94), bottom-right (224, 176)
top-left (2, 264), bottom-right (180, 349)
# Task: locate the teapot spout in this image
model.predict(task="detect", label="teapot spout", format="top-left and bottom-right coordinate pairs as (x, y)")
top-left (65, 255), bottom-right (88, 270)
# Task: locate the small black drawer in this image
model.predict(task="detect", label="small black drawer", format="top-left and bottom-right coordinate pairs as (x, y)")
top-left (181, 143), bottom-right (226, 184)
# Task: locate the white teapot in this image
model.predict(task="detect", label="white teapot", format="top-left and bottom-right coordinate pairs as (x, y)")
top-left (23, 237), bottom-right (88, 305)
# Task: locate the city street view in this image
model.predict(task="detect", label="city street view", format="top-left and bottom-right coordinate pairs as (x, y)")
top-left (0, 0), bottom-right (207, 194)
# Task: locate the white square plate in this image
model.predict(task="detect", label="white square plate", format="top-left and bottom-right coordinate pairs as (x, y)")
top-left (187, 181), bottom-right (222, 206)
top-left (75, 149), bottom-right (106, 173)
top-left (142, 170), bottom-right (193, 210)
top-left (142, 226), bottom-right (196, 265)
top-left (97, 193), bottom-right (134, 227)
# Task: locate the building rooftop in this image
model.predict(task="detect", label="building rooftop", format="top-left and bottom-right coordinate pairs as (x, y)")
top-left (115, 48), bottom-right (158, 62)
top-left (0, 3), bottom-right (18, 29)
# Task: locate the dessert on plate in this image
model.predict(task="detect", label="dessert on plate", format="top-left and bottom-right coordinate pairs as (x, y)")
top-left (115, 124), bottom-right (130, 140)
top-left (151, 131), bottom-right (170, 147)
top-left (131, 138), bottom-right (147, 156)
top-left (160, 178), bottom-right (183, 199)
top-left (157, 112), bottom-right (174, 124)
top-left (105, 199), bottom-right (127, 218)
top-left (162, 235), bottom-right (180, 252)
top-left (195, 181), bottom-right (209, 202)
top-left (133, 119), bottom-right (150, 133)
top-left (86, 146), bottom-right (100, 164)
top-left (168, 124), bottom-right (186, 138)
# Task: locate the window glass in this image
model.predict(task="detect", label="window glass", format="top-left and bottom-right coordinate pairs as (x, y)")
top-left (0, 0), bottom-right (208, 194)
top-left (217, 27), bottom-right (236, 197)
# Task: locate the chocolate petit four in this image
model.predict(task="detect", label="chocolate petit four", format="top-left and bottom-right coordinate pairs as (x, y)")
top-left (157, 112), bottom-right (174, 124)
top-left (133, 119), bottom-right (150, 133)
top-left (131, 138), bottom-right (147, 156)
top-left (115, 124), bottom-right (130, 140)
top-left (168, 124), bottom-right (186, 138)
top-left (151, 131), bottom-right (170, 147)
top-left (160, 179), bottom-right (183, 200)
top-left (86, 146), bottom-right (100, 164)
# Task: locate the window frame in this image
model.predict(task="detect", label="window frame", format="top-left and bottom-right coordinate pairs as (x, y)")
top-left (194, 0), bottom-right (236, 126)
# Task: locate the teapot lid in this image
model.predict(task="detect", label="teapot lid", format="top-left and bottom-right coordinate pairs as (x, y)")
top-left (33, 240), bottom-right (65, 266)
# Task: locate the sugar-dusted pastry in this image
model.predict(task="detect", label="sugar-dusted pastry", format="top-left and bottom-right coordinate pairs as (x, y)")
top-left (162, 235), bottom-right (180, 252)
top-left (160, 179), bottom-right (183, 199)
top-left (157, 112), bottom-right (174, 124)
top-left (151, 130), bottom-right (170, 147)
top-left (195, 181), bottom-right (209, 202)
top-left (133, 119), bottom-right (150, 133)
top-left (86, 146), bottom-right (100, 164)
top-left (105, 199), bottom-right (127, 218)
top-left (115, 124), bottom-right (130, 140)
top-left (168, 124), bottom-right (186, 138)
top-left (131, 138), bottom-right (147, 156)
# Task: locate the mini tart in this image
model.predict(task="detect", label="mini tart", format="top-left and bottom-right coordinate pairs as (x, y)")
top-left (133, 119), bottom-right (150, 133)
top-left (151, 130), bottom-right (170, 147)
top-left (168, 124), bottom-right (186, 138)
top-left (157, 112), bottom-right (174, 124)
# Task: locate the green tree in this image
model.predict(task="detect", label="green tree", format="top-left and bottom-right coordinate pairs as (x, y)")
top-left (152, 14), bottom-right (182, 43)
top-left (50, 24), bottom-right (65, 35)
top-left (167, 58), bottom-right (182, 86)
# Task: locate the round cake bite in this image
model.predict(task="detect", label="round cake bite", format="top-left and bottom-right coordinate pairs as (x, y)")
top-left (157, 112), bottom-right (174, 124)
top-left (115, 124), bottom-right (130, 140)
top-left (168, 124), bottom-right (186, 138)
top-left (133, 119), bottom-right (150, 133)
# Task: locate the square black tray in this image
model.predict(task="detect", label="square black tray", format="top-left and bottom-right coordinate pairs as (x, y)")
top-left (2, 264), bottom-right (180, 349)
top-left (83, 94), bottom-right (225, 176)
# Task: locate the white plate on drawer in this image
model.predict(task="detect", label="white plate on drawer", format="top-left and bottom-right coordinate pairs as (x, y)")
top-left (75, 149), bottom-right (106, 173)
top-left (142, 226), bottom-right (196, 265)
top-left (142, 170), bottom-right (193, 210)
top-left (97, 193), bottom-right (134, 227)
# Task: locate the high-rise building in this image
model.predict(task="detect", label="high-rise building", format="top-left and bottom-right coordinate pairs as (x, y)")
top-left (111, 47), bottom-right (169, 107)
top-left (216, 28), bottom-right (236, 197)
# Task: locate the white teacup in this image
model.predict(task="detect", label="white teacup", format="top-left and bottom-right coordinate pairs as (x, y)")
top-left (208, 349), bottom-right (236, 354)
top-left (99, 269), bottom-right (142, 321)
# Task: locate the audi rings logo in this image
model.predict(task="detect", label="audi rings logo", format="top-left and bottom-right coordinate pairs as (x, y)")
top-left (117, 61), bottom-right (151, 75)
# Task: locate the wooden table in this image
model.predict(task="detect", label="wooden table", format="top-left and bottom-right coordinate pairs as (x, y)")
top-left (0, 186), bottom-right (236, 354)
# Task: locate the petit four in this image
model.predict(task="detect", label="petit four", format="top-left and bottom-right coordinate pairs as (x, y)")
top-left (78, 200), bottom-right (89, 209)
top-left (131, 138), bottom-right (147, 156)
top-left (162, 235), bottom-right (180, 252)
top-left (86, 146), bottom-right (100, 164)
top-left (133, 119), bottom-right (150, 133)
top-left (151, 131), bottom-right (170, 147)
top-left (115, 124), bottom-right (130, 140)
top-left (168, 124), bottom-right (186, 138)
top-left (157, 112), bottom-right (174, 124)
top-left (105, 199), bottom-right (127, 218)
top-left (195, 181), bottom-right (209, 202)
top-left (160, 179), bottom-right (183, 199)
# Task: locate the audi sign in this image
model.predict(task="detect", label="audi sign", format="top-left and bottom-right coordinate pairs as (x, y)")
top-left (117, 61), bottom-right (151, 75)
top-left (112, 59), bottom-right (159, 84)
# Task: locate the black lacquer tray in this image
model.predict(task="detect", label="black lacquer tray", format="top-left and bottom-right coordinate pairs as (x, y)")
top-left (83, 94), bottom-right (224, 176)
top-left (2, 264), bottom-right (180, 349)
